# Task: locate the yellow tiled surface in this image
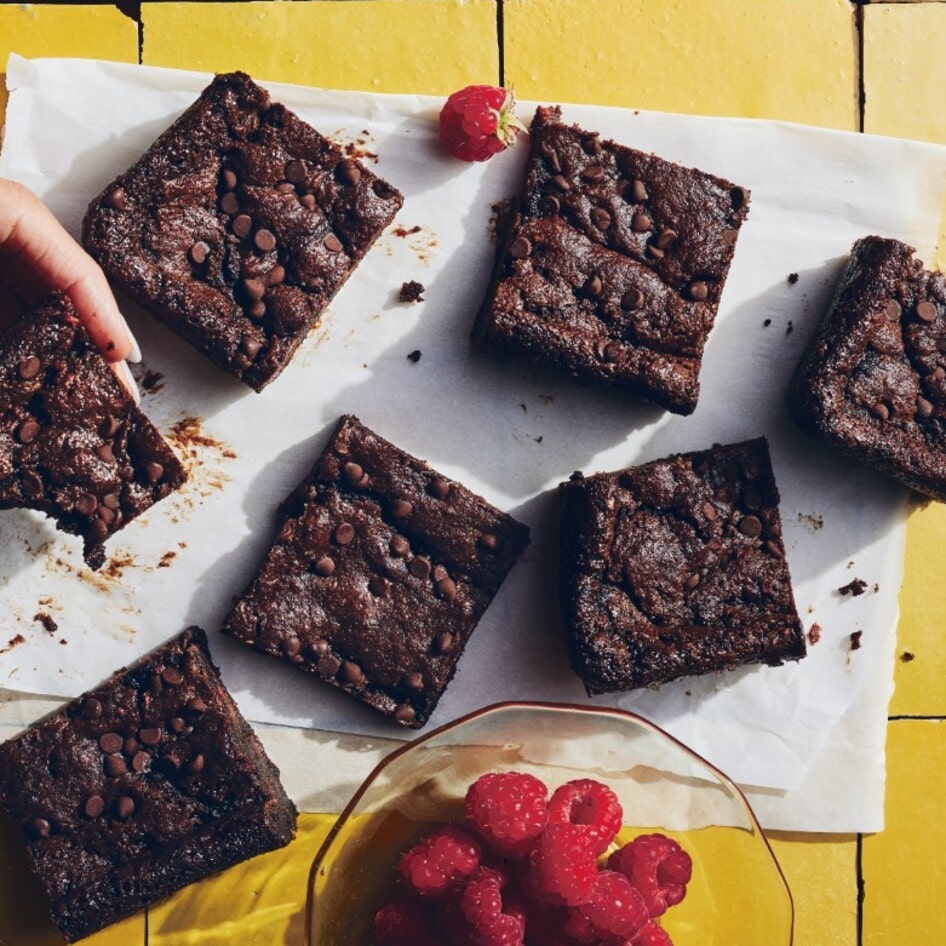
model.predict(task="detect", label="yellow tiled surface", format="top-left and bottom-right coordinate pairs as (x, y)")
top-left (0, 4), bottom-right (137, 127)
top-left (3, 3), bottom-right (946, 946)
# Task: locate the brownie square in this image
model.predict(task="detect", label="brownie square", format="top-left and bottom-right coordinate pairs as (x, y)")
top-left (0, 627), bottom-right (297, 942)
top-left (222, 415), bottom-right (530, 728)
top-left (788, 235), bottom-right (946, 500)
top-left (83, 72), bottom-right (403, 391)
top-left (560, 438), bottom-right (805, 693)
top-left (474, 106), bottom-right (750, 415)
top-left (0, 293), bottom-right (186, 569)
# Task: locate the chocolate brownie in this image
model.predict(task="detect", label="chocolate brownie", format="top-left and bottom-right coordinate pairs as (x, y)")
top-left (0, 293), bottom-right (185, 569)
top-left (560, 438), bottom-right (805, 693)
top-left (0, 627), bottom-right (297, 942)
top-left (474, 106), bottom-right (750, 415)
top-left (788, 235), bottom-right (946, 500)
top-left (222, 415), bottom-right (530, 728)
top-left (83, 72), bottom-right (403, 391)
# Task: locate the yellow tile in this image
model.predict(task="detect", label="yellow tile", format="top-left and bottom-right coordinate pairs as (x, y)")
top-left (504, 0), bottom-right (857, 130)
top-left (862, 719), bottom-right (946, 945)
top-left (142, 1), bottom-right (496, 95)
top-left (767, 833), bottom-right (858, 946)
top-left (0, 5), bottom-right (138, 130)
top-left (890, 500), bottom-right (946, 716)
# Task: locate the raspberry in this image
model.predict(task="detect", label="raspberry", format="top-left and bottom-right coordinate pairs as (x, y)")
top-left (547, 779), bottom-right (623, 855)
top-left (527, 823), bottom-right (598, 907)
top-left (399, 826), bottom-right (481, 900)
top-left (439, 85), bottom-right (525, 162)
top-left (466, 772), bottom-right (549, 857)
top-left (607, 834), bottom-right (693, 918)
top-left (566, 870), bottom-right (648, 942)
top-left (375, 896), bottom-right (439, 946)
top-left (635, 919), bottom-right (675, 946)
top-left (460, 867), bottom-right (526, 946)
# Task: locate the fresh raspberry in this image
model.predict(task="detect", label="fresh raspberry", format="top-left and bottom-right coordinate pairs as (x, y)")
top-left (566, 870), bottom-right (648, 942)
top-left (375, 896), bottom-right (439, 946)
top-left (466, 772), bottom-right (549, 857)
top-left (399, 826), bottom-right (481, 900)
top-left (547, 779), bottom-right (624, 855)
top-left (607, 834), bottom-right (693, 918)
top-left (635, 919), bottom-right (675, 946)
top-left (459, 867), bottom-right (526, 946)
top-left (439, 85), bottom-right (525, 162)
top-left (527, 823), bottom-right (598, 907)
top-left (518, 903), bottom-right (572, 946)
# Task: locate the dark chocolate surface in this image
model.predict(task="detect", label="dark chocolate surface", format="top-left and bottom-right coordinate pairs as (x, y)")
top-left (222, 415), bottom-right (530, 728)
top-left (789, 235), bottom-right (946, 501)
top-left (0, 628), bottom-right (297, 942)
top-left (83, 72), bottom-right (403, 391)
top-left (0, 293), bottom-right (186, 568)
top-left (475, 105), bottom-right (750, 415)
top-left (560, 438), bottom-right (805, 693)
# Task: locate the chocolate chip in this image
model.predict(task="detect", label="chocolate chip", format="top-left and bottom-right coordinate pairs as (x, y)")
top-left (18, 356), bottom-right (41, 380)
top-left (161, 666), bottom-right (183, 686)
top-left (631, 212), bottom-right (652, 233)
top-left (547, 150), bottom-right (562, 172)
top-left (324, 233), bottom-right (343, 253)
top-left (143, 462), bottom-right (164, 485)
top-left (430, 479), bottom-right (451, 500)
top-left (582, 164), bottom-right (605, 182)
top-left (77, 493), bottom-right (98, 516)
top-left (687, 282), bottom-right (709, 302)
top-left (584, 275), bottom-right (603, 298)
top-left (187, 754), bottom-right (205, 775)
top-left (599, 340), bottom-right (622, 362)
top-left (285, 159), bottom-right (307, 184)
top-left (343, 461), bottom-right (364, 483)
top-left (83, 698), bottom-right (103, 720)
top-left (390, 535), bottom-right (410, 558)
top-left (97, 506), bottom-right (116, 527)
top-left (621, 288), bottom-right (644, 310)
top-left (160, 753), bottom-right (181, 774)
top-left (249, 301), bottom-right (267, 319)
top-left (657, 228), bottom-right (678, 250)
top-left (83, 795), bottom-right (105, 818)
top-left (870, 401), bottom-right (890, 421)
top-left (267, 265), bottom-right (286, 287)
top-left (317, 654), bottom-right (341, 678)
top-left (405, 671), bottom-right (424, 690)
top-left (96, 444), bottom-right (114, 463)
top-left (314, 556), bottom-right (336, 576)
top-left (373, 180), bottom-right (397, 200)
top-left (722, 229), bottom-right (739, 245)
top-left (102, 493), bottom-right (120, 510)
top-left (340, 661), bottom-right (365, 686)
top-left (22, 473), bottom-right (43, 498)
top-left (115, 796), bottom-right (135, 819)
top-left (186, 697), bottom-right (207, 714)
top-left (138, 728), bottom-right (162, 746)
top-left (100, 416), bottom-right (120, 439)
top-left (105, 754), bottom-right (127, 777)
top-left (254, 229), bottom-right (277, 253)
top-left (551, 174), bottom-right (571, 192)
top-left (220, 192), bottom-right (240, 215)
top-left (478, 533), bottom-right (500, 551)
top-left (309, 638), bottom-right (331, 658)
top-left (368, 576), bottom-right (390, 597)
top-left (738, 515), bottom-right (763, 538)
top-left (646, 244), bottom-right (665, 260)
top-left (106, 187), bottom-right (127, 211)
top-left (409, 556), bottom-right (432, 579)
top-left (233, 214), bottom-right (253, 238)
top-left (18, 419), bottom-right (39, 444)
top-left (90, 519), bottom-right (109, 542)
top-left (222, 169), bottom-right (238, 191)
top-left (436, 577), bottom-right (458, 600)
top-left (730, 186), bottom-right (749, 210)
top-left (189, 241), bottom-right (210, 265)
top-left (334, 523), bottom-right (356, 545)
top-left (707, 536), bottom-right (723, 551)
top-left (131, 751), bottom-right (149, 773)
top-left (301, 193), bottom-right (317, 211)
top-left (392, 499), bottom-right (413, 518)
top-left (917, 300), bottom-right (938, 323)
top-left (276, 181), bottom-right (295, 194)
top-left (629, 179), bottom-right (648, 203)
top-left (30, 818), bottom-right (50, 839)
top-left (99, 732), bottom-right (123, 754)
top-left (123, 737), bottom-right (139, 756)
top-left (243, 278), bottom-right (266, 302)
top-left (685, 573), bottom-right (700, 590)
top-left (170, 717), bottom-right (185, 733)
top-left (541, 195), bottom-right (561, 214)
top-left (337, 159), bottom-right (362, 185)
top-left (883, 300), bottom-right (902, 322)
top-left (394, 704), bottom-right (416, 724)
top-left (510, 236), bottom-right (532, 259)
top-left (590, 208), bottom-right (611, 230)
top-left (917, 397), bottom-right (934, 419)
top-left (432, 565), bottom-right (449, 582)
top-left (434, 632), bottom-right (454, 655)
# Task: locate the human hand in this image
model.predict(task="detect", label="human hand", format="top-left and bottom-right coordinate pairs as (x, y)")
top-left (0, 178), bottom-right (140, 401)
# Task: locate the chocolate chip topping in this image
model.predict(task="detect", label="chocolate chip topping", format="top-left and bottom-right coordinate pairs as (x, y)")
top-left (337, 159), bottom-right (362, 186)
top-left (394, 704), bottom-right (416, 724)
top-left (220, 192), bottom-right (239, 215)
top-left (189, 241), bottom-right (210, 265)
top-left (138, 728), bottom-right (162, 746)
top-left (409, 556), bottom-right (432, 579)
top-left (629, 179), bottom-right (649, 203)
top-left (284, 159), bottom-right (307, 184)
top-left (738, 514), bottom-right (763, 538)
top-left (314, 556), bottom-right (336, 576)
top-left (232, 214), bottom-right (253, 238)
top-left (106, 187), bottom-right (127, 211)
top-left (883, 300), bottom-right (902, 322)
top-left (430, 479), bottom-right (451, 500)
top-left (115, 796), bottom-right (135, 819)
top-left (254, 229), bottom-right (277, 253)
top-left (18, 356), bottom-right (41, 380)
top-left (917, 300), bottom-right (938, 323)
top-left (591, 208), bottom-right (611, 230)
top-left (334, 522), bottom-right (355, 545)
top-left (104, 755), bottom-right (127, 778)
top-left (99, 732), bottom-right (123, 754)
top-left (687, 281), bottom-right (709, 302)
top-left (17, 419), bottom-right (40, 444)
top-left (621, 288), bottom-right (644, 310)
top-left (631, 212), bottom-right (652, 233)
top-left (392, 499), bottom-right (413, 517)
top-left (161, 667), bottom-right (184, 686)
top-left (83, 796), bottom-right (105, 818)
top-left (323, 233), bottom-right (344, 253)
top-left (390, 535), bottom-right (410, 557)
top-left (222, 168), bottom-right (238, 191)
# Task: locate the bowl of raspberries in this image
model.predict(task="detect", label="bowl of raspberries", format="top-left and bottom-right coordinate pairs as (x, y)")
top-left (304, 702), bottom-right (793, 946)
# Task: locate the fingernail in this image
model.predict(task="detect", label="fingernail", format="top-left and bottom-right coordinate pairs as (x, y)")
top-left (114, 360), bottom-right (140, 405)
top-left (125, 325), bottom-right (142, 364)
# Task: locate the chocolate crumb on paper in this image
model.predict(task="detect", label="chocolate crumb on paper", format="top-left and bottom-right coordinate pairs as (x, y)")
top-left (763, 318), bottom-right (772, 327)
top-left (399, 280), bottom-right (424, 304)
top-left (407, 350), bottom-right (422, 363)
top-left (0, 634), bottom-right (26, 656)
top-left (796, 511), bottom-right (824, 531)
top-left (33, 612), bottom-right (59, 635)
top-left (807, 623), bottom-right (822, 645)
top-left (849, 630), bottom-right (863, 651)
top-left (787, 272), bottom-right (799, 285)
top-left (900, 651), bottom-right (915, 662)
top-left (838, 578), bottom-right (868, 597)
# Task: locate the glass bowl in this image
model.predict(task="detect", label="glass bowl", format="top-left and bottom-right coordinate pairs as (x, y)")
top-left (304, 701), bottom-right (793, 945)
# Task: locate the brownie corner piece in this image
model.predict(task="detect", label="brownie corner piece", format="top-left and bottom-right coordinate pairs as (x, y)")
top-left (82, 72), bottom-right (403, 391)
top-left (474, 105), bottom-right (750, 416)
top-left (222, 414), bottom-right (530, 728)
top-left (0, 292), bottom-right (186, 568)
top-left (559, 437), bottom-right (805, 694)
top-left (0, 627), bottom-right (296, 943)
top-left (788, 234), bottom-right (946, 500)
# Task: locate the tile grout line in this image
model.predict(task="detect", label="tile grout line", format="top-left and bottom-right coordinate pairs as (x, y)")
top-left (856, 833), bottom-right (865, 946)
top-left (855, 2), bottom-right (866, 133)
top-left (888, 714), bottom-right (946, 721)
top-left (496, 0), bottom-right (505, 87)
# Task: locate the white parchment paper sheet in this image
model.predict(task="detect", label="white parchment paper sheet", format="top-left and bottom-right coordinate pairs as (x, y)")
top-left (1, 56), bottom-right (941, 807)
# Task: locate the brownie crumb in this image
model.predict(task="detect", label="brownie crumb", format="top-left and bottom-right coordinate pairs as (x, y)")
top-left (157, 551), bottom-right (177, 568)
top-left (807, 623), bottom-right (822, 645)
top-left (394, 225), bottom-right (422, 238)
top-left (534, 435), bottom-right (544, 443)
top-left (0, 634), bottom-right (26, 655)
top-left (796, 512), bottom-right (824, 531)
top-left (487, 198), bottom-right (516, 245)
top-left (838, 578), bottom-right (868, 597)
top-left (399, 280), bottom-right (425, 304)
top-left (763, 318), bottom-right (772, 327)
top-left (900, 651), bottom-right (915, 662)
top-left (407, 350), bottom-right (422, 363)
top-left (787, 272), bottom-right (799, 285)
top-left (33, 612), bottom-right (58, 635)
top-left (140, 368), bottom-right (165, 393)
top-left (849, 630), bottom-right (863, 651)
top-left (786, 321), bottom-right (794, 336)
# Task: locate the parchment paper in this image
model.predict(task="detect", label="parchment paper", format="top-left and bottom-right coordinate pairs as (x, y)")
top-left (1, 55), bottom-right (941, 802)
